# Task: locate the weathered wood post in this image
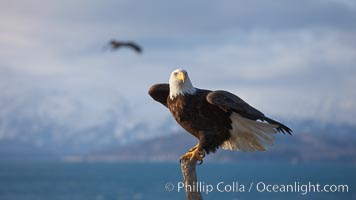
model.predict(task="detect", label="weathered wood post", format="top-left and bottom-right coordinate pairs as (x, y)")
top-left (180, 158), bottom-right (203, 200)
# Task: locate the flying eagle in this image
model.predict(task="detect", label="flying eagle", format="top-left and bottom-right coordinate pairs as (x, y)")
top-left (108, 40), bottom-right (142, 54)
top-left (148, 69), bottom-right (292, 164)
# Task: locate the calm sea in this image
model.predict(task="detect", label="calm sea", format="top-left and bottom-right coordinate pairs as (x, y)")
top-left (0, 161), bottom-right (354, 200)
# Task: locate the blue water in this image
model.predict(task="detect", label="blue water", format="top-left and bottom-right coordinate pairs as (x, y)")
top-left (0, 161), bottom-right (354, 200)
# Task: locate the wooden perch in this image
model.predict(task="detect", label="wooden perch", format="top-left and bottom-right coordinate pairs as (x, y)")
top-left (180, 158), bottom-right (203, 200)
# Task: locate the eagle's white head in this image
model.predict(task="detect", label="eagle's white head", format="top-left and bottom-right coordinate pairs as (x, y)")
top-left (169, 68), bottom-right (197, 99)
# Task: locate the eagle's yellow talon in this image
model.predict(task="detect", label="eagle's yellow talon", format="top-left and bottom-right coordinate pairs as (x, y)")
top-left (188, 144), bottom-right (199, 152)
top-left (180, 148), bottom-right (205, 162)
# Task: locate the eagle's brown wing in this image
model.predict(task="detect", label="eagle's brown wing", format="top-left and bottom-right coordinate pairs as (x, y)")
top-left (206, 90), bottom-right (292, 134)
top-left (148, 84), bottom-right (169, 107)
top-left (126, 42), bottom-right (142, 53)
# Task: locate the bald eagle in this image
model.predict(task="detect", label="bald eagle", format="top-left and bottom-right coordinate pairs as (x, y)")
top-left (109, 40), bottom-right (142, 54)
top-left (148, 69), bottom-right (292, 164)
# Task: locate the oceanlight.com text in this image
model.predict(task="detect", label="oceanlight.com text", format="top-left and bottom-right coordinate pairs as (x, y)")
top-left (165, 181), bottom-right (349, 195)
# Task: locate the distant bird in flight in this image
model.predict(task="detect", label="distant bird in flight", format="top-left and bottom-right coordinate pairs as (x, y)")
top-left (149, 69), bottom-right (292, 164)
top-left (108, 40), bottom-right (142, 54)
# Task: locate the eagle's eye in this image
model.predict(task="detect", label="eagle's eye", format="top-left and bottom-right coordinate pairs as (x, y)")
top-left (174, 72), bottom-right (178, 76)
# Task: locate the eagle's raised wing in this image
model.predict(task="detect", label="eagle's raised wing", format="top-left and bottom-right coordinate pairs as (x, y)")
top-left (206, 90), bottom-right (292, 134)
top-left (148, 83), bottom-right (169, 107)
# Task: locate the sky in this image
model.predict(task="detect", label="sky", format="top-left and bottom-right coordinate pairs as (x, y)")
top-left (0, 0), bottom-right (356, 141)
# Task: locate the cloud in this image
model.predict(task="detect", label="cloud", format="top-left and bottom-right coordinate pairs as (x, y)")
top-left (0, 0), bottom-right (355, 146)
top-left (164, 29), bottom-right (356, 124)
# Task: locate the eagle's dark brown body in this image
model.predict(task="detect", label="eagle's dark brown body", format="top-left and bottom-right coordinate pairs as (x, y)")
top-left (148, 82), bottom-right (292, 158)
top-left (167, 89), bottom-right (232, 153)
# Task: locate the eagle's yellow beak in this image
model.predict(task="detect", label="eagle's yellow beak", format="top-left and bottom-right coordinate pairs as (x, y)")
top-left (177, 72), bottom-right (185, 83)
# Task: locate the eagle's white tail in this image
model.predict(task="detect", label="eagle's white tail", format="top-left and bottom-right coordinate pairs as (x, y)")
top-left (221, 113), bottom-right (278, 152)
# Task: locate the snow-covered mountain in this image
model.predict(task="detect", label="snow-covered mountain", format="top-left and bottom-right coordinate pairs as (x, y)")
top-left (0, 86), bottom-right (174, 158)
top-left (0, 82), bottom-right (355, 161)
